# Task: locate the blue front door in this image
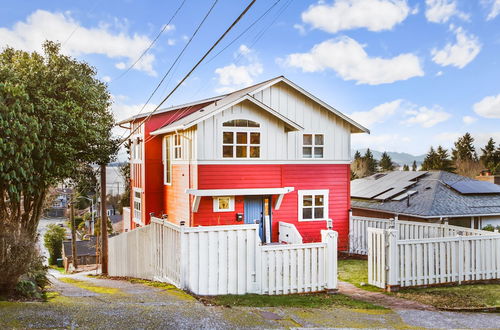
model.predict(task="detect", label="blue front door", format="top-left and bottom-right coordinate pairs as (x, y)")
top-left (244, 196), bottom-right (264, 240)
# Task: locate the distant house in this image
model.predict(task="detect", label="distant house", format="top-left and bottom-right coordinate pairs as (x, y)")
top-left (476, 171), bottom-right (500, 186)
top-left (351, 171), bottom-right (500, 229)
top-left (118, 76), bottom-right (369, 249)
top-left (62, 237), bottom-right (98, 270)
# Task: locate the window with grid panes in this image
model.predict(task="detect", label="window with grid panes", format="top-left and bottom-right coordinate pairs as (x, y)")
top-left (222, 119), bottom-right (260, 158)
top-left (302, 134), bottom-right (324, 158)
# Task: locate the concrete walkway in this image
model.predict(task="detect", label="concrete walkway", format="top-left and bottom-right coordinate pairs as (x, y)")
top-left (1, 271), bottom-right (500, 329)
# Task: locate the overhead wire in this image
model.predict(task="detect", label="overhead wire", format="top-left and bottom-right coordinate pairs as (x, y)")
top-left (141, 0), bottom-right (292, 145)
top-left (116, 0), bottom-right (220, 142)
top-left (119, 0), bottom-right (257, 147)
top-left (112, 0), bottom-right (188, 82)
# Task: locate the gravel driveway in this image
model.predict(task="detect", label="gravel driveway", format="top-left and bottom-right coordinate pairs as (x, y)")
top-left (1, 270), bottom-right (499, 329)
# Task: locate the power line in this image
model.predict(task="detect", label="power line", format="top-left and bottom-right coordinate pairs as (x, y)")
top-left (120, 0), bottom-right (257, 146)
top-left (141, 0), bottom-right (286, 145)
top-left (112, 0), bottom-right (188, 82)
top-left (117, 0), bottom-right (219, 141)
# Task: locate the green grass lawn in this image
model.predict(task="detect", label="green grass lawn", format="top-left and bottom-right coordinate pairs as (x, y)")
top-left (49, 265), bottom-right (65, 274)
top-left (337, 259), bottom-right (383, 292)
top-left (339, 258), bottom-right (500, 309)
top-left (202, 293), bottom-right (386, 309)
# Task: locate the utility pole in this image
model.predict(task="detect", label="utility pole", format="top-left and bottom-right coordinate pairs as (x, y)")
top-left (70, 195), bottom-right (78, 270)
top-left (100, 164), bottom-right (108, 275)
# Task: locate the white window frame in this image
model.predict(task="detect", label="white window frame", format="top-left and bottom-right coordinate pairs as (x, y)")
top-left (163, 136), bottom-right (172, 185)
top-left (173, 134), bottom-right (182, 160)
top-left (213, 196), bottom-right (235, 212)
top-left (298, 189), bottom-right (329, 222)
top-left (302, 133), bottom-right (324, 159)
top-left (221, 119), bottom-right (261, 159)
top-left (131, 135), bottom-right (143, 163)
top-left (133, 188), bottom-right (142, 223)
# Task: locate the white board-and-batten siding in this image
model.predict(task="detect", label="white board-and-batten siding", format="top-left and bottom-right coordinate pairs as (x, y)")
top-left (196, 82), bottom-right (352, 162)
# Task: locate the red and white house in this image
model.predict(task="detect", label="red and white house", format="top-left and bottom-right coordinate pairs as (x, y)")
top-left (119, 76), bottom-right (368, 250)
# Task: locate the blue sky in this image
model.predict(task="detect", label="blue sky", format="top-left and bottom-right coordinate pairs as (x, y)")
top-left (1, 0), bottom-right (499, 156)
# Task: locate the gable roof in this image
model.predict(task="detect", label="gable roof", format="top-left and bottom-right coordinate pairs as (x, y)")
top-left (118, 76), bottom-right (369, 134)
top-left (351, 171), bottom-right (500, 218)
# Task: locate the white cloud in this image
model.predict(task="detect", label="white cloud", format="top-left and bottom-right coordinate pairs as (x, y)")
top-left (462, 116), bottom-right (477, 124)
top-left (283, 37), bottom-right (423, 85)
top-left (214, 45), bottom-right (263, 94)
top-left (115, 62), bottom-right (126, 70)
top-left (301, 0), bottom-right (411, 33)
top-left (349, 99), bottom-right (403, 128)
top-left (163, 24), bottom-right (175, 33)
top-left (436, 70), bottom-right (443, 76)
top-left (403, 105), bottom-right (451, 127)
top-left (293, 24), bottom-right (306, 35)
top-left (431, 26), bottom-right (481, 68)
top-left (0, 10), bottom-right (157, 75)
top-left (487, 0), bottom-right (500, 20)
top-left (111, 100), bottom-right (158, 122)
top-left (102, 76), bottom-right (111, 83)
top-left (425, 0), bottom-right (469, 23)
top-left (352, 133), bottom-right (412, 153)
top-left (474, 93), bottom-right (500, 118)
top-left (167, 38), bottom-right (176, 46)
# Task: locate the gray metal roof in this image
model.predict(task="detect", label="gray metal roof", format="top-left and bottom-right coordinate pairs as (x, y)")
top-left (63, 238), bottom-right (97, 257)
top-left (351, 171), bottom-right (500, 218)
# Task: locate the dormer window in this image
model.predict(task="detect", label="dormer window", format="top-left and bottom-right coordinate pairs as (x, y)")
top-left (222, 119), bottom-right (260, 158)
top-left (303, 134), bottom-right (324, 158)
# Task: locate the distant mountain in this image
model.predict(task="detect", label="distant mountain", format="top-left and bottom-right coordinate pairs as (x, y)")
top-left (353, 149), bottom-right (426, 166)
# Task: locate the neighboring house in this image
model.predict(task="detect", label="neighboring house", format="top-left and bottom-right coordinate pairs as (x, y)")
top-left (476, 171), bottom-right (500, 185)
top-left (44, 187), bottom-right (72, 218)
top-left (62, 237), bottom-right (98, 270)
top-left (118, 76), bottom-right (368, 249)
top-left (107, 206), bottom-right (124, 233)
top-left (351, 171), bottom-right (500, 228)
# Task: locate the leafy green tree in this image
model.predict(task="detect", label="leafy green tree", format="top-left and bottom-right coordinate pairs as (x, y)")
top-left (43, 224), bottom-right (66, 265)
top-left (379, 152), bottom-right (395, 171)
top-left (364, 148), bottom-right (378, 174)
top-left (0, 42), bottom-right (117, 295)
top-left (402, 164), bottom-right (410, 171)
top-left (412, 160), bottom-right (417, 171)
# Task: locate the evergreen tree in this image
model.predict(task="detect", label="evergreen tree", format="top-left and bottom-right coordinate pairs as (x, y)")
top-left (436, 146), bottom-right (455, 172)
top-left (364, 148), bottom-right (378, 174)
top-left (480, 138), bottom-right (500, 174)
top-left (379, 152), bottom-right (395, 171)
top-left (412, 160), bottom-right (417, 171)
top-left (421, 147), bottom-right (438, 170)
top-left (402, 164), bottom-right (410, 171)
top-left (353, 150), bottom-right (362, 160)
top-left (452, 133), bottom-right (477, 162)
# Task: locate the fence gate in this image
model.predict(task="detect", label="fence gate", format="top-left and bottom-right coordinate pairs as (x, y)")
top-left (367, 227), bottom-right (386, 288)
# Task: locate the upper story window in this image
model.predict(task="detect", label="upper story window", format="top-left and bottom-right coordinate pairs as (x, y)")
top-left (173, 134), bottom-right (182, 159)
top-left (222, 119), bottom-right (260, 158)
top-left (131, 136), bottom-right (143, 162)
top-left (163, 136), bottom-right (172, 185)
top-left (302, 134), bottom-right (324, 158)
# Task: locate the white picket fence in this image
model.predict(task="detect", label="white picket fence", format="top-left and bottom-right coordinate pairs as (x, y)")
top-left (367, 226), bottom-right (500, 290)
top-left (109, 217), bottom-right (338, 295)
top-left (350, 216), bottom-right (488, 255)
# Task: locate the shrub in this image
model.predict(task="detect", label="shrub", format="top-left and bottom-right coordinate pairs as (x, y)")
top-left (14, 253), bottom-right (49, 299)
top-left (44, 224), bottom-right (66, 265)
top-left (481, 224), bottom-right (500, 232)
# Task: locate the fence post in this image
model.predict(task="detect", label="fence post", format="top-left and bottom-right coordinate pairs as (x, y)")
top-left (386, 228), bottom-right (400, 292)
top-left (179, 225), bottom-right (189, 290)
top-left (457, 234), bottom-right (463, 284)
top-left (348, 209), bottom-right (353, 254)
top-left (322, 230), bottom-right (338, 292)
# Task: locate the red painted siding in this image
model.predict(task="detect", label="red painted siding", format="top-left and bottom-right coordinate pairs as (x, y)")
top-left (195, 164), bottom-right (351, 250)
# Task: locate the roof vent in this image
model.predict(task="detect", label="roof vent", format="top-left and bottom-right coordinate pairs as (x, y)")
top-left (425, 186), bottom-right (432, 190)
